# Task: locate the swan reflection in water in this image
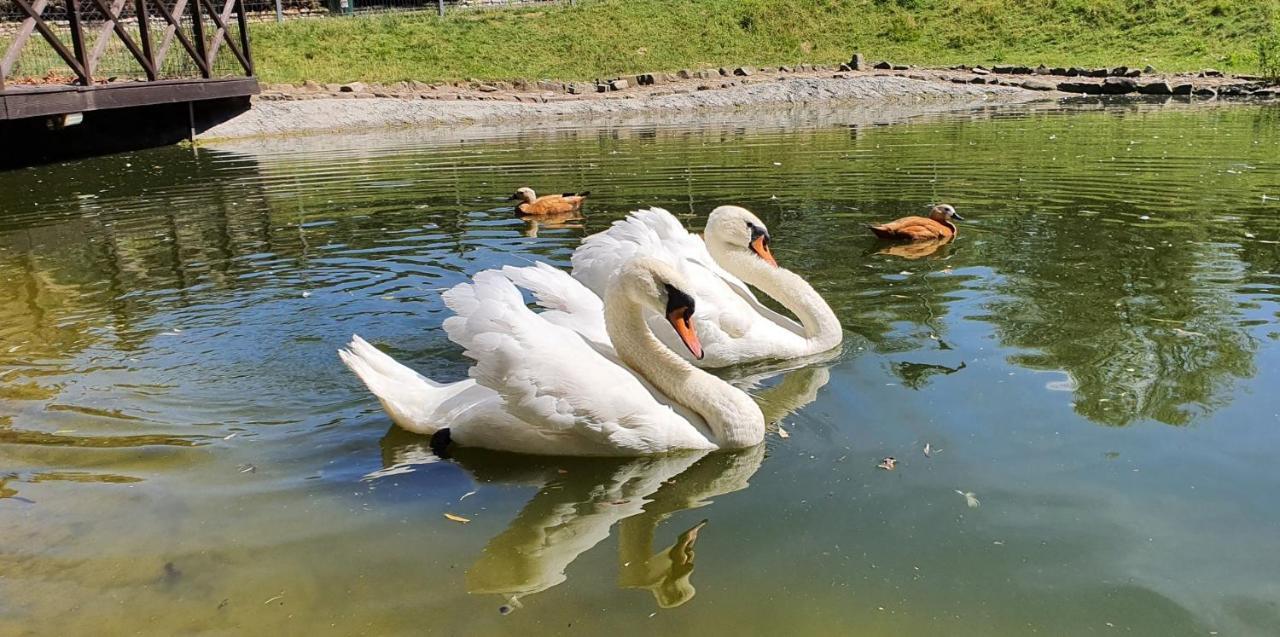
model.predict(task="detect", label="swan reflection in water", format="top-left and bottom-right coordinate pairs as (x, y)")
top-left (370, 363), bottom-right (832, 611)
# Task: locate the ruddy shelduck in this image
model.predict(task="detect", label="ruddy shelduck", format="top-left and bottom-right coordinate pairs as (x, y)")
top-left (868, 204), bottom-right (963, 241)
top-left (509, 187), bottom-right (590, 215)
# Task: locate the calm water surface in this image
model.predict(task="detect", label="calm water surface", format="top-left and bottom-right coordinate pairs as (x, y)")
top-left (2, 103), bottom-right (1279, 636)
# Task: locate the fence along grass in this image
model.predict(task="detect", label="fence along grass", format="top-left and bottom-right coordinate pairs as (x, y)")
top-left (235, 0), bottom-right (566, 22)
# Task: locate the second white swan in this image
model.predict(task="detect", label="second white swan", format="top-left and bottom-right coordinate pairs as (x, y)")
top-left (566, 206), bottom-right (843, 368)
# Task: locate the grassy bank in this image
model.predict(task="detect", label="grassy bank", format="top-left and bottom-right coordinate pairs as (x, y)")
top-left (251, 0), bottom-right (1280, 84)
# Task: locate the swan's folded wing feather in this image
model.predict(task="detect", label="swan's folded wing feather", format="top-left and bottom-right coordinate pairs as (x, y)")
top-left (572, 207), bottom-right (694, 295)
top-left (500, 262), bottom-right (611, 351)
top-left (711, 272), bottom-right (805, 337)
top-left (442, 271), bottom-right (708, 452)
top-left (571, 213), bottom-right (646, 296)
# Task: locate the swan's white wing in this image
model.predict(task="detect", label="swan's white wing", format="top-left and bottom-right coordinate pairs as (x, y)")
top-left (500, 262), bottom-right (611, 353)
top-left (571, 208), bottom-right (748, 341)
top-left (571, 207), bottom-right (705, 295)
top-left (441, 270), bottom-right (714, 455)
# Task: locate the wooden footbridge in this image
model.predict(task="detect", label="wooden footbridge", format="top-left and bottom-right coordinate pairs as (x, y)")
top-left (1, 0), bottom-right (259, 164)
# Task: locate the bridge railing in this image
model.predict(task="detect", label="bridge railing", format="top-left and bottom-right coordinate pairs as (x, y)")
top-left (1, 0), bottom-right (254, 91)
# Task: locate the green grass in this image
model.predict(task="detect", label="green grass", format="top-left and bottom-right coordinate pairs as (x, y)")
top-left (250, 0), bottom-right (1280, 84)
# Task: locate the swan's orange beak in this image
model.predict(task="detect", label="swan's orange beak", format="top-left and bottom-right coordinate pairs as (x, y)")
top-left (750, 235), bottom-right (777, 267)
top-left (667, 307), bottom-right (704, 360)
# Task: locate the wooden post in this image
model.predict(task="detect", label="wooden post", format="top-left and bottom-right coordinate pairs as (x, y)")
top-left (235, 0), bottom-right (253, 75)
top-left (67, 0), bottom-right (91, 85)
top-left (135, 0), bottom-right (156, 78)
top-left (191, 0), bottom-right (210, 77)
top-left (437, 0), bottom-right (443, 17)
top-left (274, 0), bottom-right (282, 23)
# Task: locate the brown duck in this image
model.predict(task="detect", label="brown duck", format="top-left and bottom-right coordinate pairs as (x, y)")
top-left (509, 187), bottom-right (590, 215)
top-left (868, 204), bottom-right (963, 241)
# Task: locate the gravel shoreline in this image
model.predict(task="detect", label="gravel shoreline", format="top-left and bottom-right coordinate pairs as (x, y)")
top-left (198, 62), bottom-right (1277, 142)
top-left (197, 76), bottom-right (1042, 141)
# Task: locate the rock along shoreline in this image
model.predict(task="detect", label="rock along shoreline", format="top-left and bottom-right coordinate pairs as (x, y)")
top-left (198, 62), bottom-right (1279, 142)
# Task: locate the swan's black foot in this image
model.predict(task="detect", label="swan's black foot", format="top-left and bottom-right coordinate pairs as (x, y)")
top-left (429, 428), bottom-right (453, 459)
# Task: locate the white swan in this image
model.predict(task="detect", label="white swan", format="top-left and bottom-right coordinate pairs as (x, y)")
top-left (568, 206), bottom-right (842, 368)
top-left (338, 257), bottom-right (764, 456)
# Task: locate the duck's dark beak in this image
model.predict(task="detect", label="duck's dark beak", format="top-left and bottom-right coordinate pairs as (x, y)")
top-left (507, 193), bottom-right (520, 201)
top-left (950, 212), bottom-right (964, 221)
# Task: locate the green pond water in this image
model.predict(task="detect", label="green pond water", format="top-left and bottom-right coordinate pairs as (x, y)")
top-left (2, 102), bottom-right (1279, 636)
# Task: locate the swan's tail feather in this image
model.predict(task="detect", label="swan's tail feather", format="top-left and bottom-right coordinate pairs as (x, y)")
top-left (339, 334), bottom-right (469, 435)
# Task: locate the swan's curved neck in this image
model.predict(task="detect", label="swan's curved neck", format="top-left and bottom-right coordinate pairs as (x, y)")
top-left (603, 289), bottom-right (763, 448)
top-left (713, 248), bottom-right (842, 352)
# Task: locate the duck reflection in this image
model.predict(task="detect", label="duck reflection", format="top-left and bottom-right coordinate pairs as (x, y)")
top-left (521, 211), bottom-right (586, 238)
top-left (0, 472), bottom-right (35, 504)
top-left (875, 236), bottom-right (953, 260)
top-left (373, 363), bottom-right (830, 610)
